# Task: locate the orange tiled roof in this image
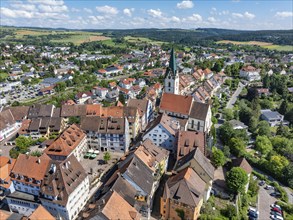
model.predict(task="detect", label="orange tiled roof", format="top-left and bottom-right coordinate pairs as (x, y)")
top-left (160, 93), bottom-right (193, 115)
top-left (28, 205), bottom-right (55, 220)
top-left (44, 124), bottom-right (86, 157)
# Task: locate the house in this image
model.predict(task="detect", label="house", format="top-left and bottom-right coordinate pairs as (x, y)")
top-left (6, 154), bottom-right (51, 216)
top-left (0, 109), bottom-right (19, 142)
top-left (0, 210), bottom-right (23, 220)
top-left (80, 116), bottom-right (130, 153)
top-left (203, 68), bottom-right (214, 79)
top-left (160, 168), bottom-right (206, 220)
top-left (256, 88), bottom-right (270, 97)
top-left (239, 66), bottom-right (261, 82)
top-left (176, 130), bottom-right (206, 160)
top-left (75, 91), bottom-right (92, 104)
top-left (188, 101), bottom-right (212, 133)
top-left (231, 158), bottom-right (252, 193)
top-left (175, 148), bottom-right (215, 201)
top-left (40, 155), bottom-right (89, 220)
top-left (44, 124), bottom-right (87, 161)
top-left (143, 114), bottom-right (179, 153)
top-left (84, 190), bottom-right (141, 220)
top-left (127, 98), bottom-right (153, 130)
top-left (92, 87), bottom-right (108, 99)
top-left (260, 109), bottom-right (289, 127)
top-left (119, 78), bottom-right (136, 89)
top-left (40, 77), bottom-right (64, 87)
top-left (0, 156), bottom-right (16, 195)
top-left (26, 205), bottom-right (55, 220)
top-left (228, 119), bottom-right (248, 130)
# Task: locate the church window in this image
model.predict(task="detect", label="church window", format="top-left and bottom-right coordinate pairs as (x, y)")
top-left (197, 122), bottom-right (200, 130)
top-left (168, 82), bottom-right (171, 87)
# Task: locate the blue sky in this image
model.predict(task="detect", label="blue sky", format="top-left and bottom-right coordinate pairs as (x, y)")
top-left (1, 0), bottom-right (292, 30)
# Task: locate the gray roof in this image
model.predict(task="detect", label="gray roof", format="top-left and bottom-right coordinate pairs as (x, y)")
top-left (111, 176), bottom-right (137, 206)
top-left (123, 156), bottom-right (154, 195)
top-left (175, 148), bottom-right (215, 180)
top-left (229, 119), bottom-right (248, 129)
top-left (189, 101), bottom-right (210, 120)
top-left (261, 109), bottom-right (283, 120)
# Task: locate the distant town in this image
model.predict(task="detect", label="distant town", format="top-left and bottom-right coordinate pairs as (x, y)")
top-left (0, 26), bottom-right (293, 220)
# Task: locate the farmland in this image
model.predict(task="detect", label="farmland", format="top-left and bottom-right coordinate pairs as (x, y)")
top-left (217, 40), bottom-right (293, 51)
top-left (124, 36), bottom-right (165, 45)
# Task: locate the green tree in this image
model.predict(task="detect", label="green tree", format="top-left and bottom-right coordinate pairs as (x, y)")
top-left (55, 81), bottom-right (66, 92)
top-left (218, 122), bottom-right (234, 146)
top-left (226, 167), bottom-right (248, 194)
top-left (222, 204), bottom-right (237, 219)
top-left (257, 120), bottom-right (271, 136)
top-left (175, 208), bottom-right (185, 220)
top-left (279, 100), bottom-right (288, 115)
top-left (30, 150), bottom-right (42, 157)
top-left (103, 152), bottom-right (111, 163)
top-left (269, 155), bottom-right (289, 175)
top-left (68, 116), bottom-right (80, 125)
top-left (211, 147), bottom-right (226, 168)
top-left (285, 109), bottom-right (293, 125)
top-left (222, 108), bottom-right (234, 121)
top-left (255, 135), bottom-right (272, 156)
top-left (229, 137), bottom-right (246, 157)
top-left (15, 136), bottom-right (33, 150)
top-left (118, 93), bottom-right (126, 105)
top-left (263, 74), bottom-right (270, 88)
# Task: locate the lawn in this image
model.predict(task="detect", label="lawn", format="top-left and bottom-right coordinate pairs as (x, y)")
top-left (124, 36), bottom-right (165, 45)
top-left (0, 72), bottom-right (8, 79)
top-left (217, 40), bottom-right (293, 51)
top-left (101, 39), bottom-right (127, 48)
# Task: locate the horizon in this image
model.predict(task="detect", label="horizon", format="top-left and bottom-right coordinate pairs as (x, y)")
top-left (1, 0), bottom-right (293, 30)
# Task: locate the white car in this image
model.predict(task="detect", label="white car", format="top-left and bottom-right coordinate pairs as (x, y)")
top-left (270, 215), bottom-right (283, 220)
top-left (248, 207), bottom-right (259, 215)
top-left (270, 204), bottom-right (282, 210)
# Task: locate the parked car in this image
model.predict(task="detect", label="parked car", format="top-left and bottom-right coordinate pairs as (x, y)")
top-left (270, 192), bottom-right (282, 198)
top-left (271, 204), bottom-right (282, 210)
top-left (270, 215), bottom-right (283, 220)
top-left (259, 180), bottom-right (265, 186)
top-left (270, 211), bottom-right (282, 217)
top-left (265, 185), bottom-right (275, 190)
top-left (248, 210), bottom-right (258, 218)
top-left (271, 207), bottom-right (282, 214)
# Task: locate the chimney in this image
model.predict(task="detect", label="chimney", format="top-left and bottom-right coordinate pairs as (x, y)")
top-left (37, 159), bottom-right (41, 164)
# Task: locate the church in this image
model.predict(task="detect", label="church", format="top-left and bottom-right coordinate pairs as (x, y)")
top-left (164, 48), bottom-right (179, 95)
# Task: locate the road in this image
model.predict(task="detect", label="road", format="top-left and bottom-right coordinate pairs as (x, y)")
top-left (258, 186), bottom-right (276, 220)
top-left (226, 82), bottom-right (245, 109)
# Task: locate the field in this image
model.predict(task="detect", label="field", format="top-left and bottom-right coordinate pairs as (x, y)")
top-left (1, 28), bottom-right (110, 45)
top-left (124, 36), bottom-right (165, 45)
top-left (51, 32), bottom-right (110, 45)
top-left (217, 40), bottom-right (293, 51)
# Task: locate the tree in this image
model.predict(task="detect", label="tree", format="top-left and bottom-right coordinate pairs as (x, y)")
top-left (229, 137), bottom-right (246, 157)
top-left (31, 150), bottom-right (42, 157)
top-left (263, 74), bottom-right (270, 88)
top-left (68, 116), bottom-right (80, 125)
top-left (118, 93), bottom-right (126, 105)
top-left (255, 135), bottom-right (272, 156)
top-left (15, 136), bottom-right (33, 150)
top-left (175, 208), bottom-right (185, 220)
top-left (103, 152), bottom-right (111, 163)
top-left (257, 121), bottom-right (271, 136)
top-left (55, 81), bottom-right (66, 92)
top-left (226, 167), bottom-right (248, 194)
top-left (218, 122), bottom-right (235, 146)
top-left (269, 155), bottom-right (289, 175)
top-left (222, 108), bottom-right (234, 121)
top-left (279, 100), bottom-right (288, 115)
top-left (222, 204), bottom-right (237, 219)
top-left (211, 147), bottom-right (226, 168)
top-left (285, 109), bottom-right (293, 125)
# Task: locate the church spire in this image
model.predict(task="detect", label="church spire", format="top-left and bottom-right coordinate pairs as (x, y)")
top-left (169, 48), bottom-right (177, 74)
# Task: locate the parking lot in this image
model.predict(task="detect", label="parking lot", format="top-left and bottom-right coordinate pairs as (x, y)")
top-left (1, 84), bottom-right (40, 104)
top-left (80, 151), bottom-right (124, 183)
top-left (258, 184), bottom-right (277, 220)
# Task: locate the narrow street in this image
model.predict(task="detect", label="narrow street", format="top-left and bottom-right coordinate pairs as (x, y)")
top-left (258, 186), bottom-right (276, 220)
top-left (226, 82), bottom-right (245, 109)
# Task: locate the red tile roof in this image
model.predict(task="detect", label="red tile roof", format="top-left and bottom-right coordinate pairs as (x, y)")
top-left (160, 93), bottom-right (193, 115)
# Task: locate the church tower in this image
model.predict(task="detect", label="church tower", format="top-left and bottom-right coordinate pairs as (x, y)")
top-left (164, 48), bottom-right (179, 95)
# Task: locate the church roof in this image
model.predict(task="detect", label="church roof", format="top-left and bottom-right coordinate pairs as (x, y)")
top-left (165, 48), bottom-right (177, 78)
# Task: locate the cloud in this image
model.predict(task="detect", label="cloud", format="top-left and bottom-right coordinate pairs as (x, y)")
top-left (123, 8), bottom-right (134, 17)
top-left (185, 13), bottom-right (202, 22)
top-left (1, 7), bottom-right (34, 18)
top-left (147, 9), bottom-right (163, 18)
top-left (96, 5), bottom-right (118, 15)
top-left (27, 0), bottom-right (64, 6)
top-left (171, 16), bottom-right (180, 23)
top-left (177, 0), bottom-right (194, 9)
top-left (83, 8), bottom-right (92, 13)
top-left (38, 4), bottom-right (68, 13)
top-left (208, 17), bottom-right (216, 23)
top-left (10, 3), bottom-right (36, 11)
top-left (232, 11), bottom-right (255, 19)
top-left (243, 11), bottom-right (255, 19)
top-left (275, 11), bottom-right (293, 18)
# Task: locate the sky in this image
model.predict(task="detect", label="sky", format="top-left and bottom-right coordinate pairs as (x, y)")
top-left (1, 0), bottom-right (292, 30)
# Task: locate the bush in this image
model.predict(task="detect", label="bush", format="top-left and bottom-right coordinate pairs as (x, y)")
top-left (221, 204), bottom-right (237, 219)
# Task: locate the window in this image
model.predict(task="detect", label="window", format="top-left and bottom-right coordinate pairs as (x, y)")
top-left (197, 121), bottom-right (200, 130)
top-left (168, 82), bottom-right (171, 87)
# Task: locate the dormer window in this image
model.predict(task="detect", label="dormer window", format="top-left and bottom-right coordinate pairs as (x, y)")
top-left (29, 178), bottom-right (32, 182)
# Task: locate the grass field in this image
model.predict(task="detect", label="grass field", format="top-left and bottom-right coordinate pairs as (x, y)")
top-left (51, 32), bottom-right (110, 45)
top-left (217, 40), bottom-right (293, 51)
top-left (101, 39), bottom-right (127, 48)
top-left (1, 28), bottom-right (110, 45)
top-left (0, 73), bottom-right (8, 79)
top-left (124, 36), bottom-right (165, 45)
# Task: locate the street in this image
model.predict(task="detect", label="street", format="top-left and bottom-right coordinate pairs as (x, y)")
top-left (258, 186), bottom-right (276, 220)
top-left (226, 82), bottom-right (245, 109)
